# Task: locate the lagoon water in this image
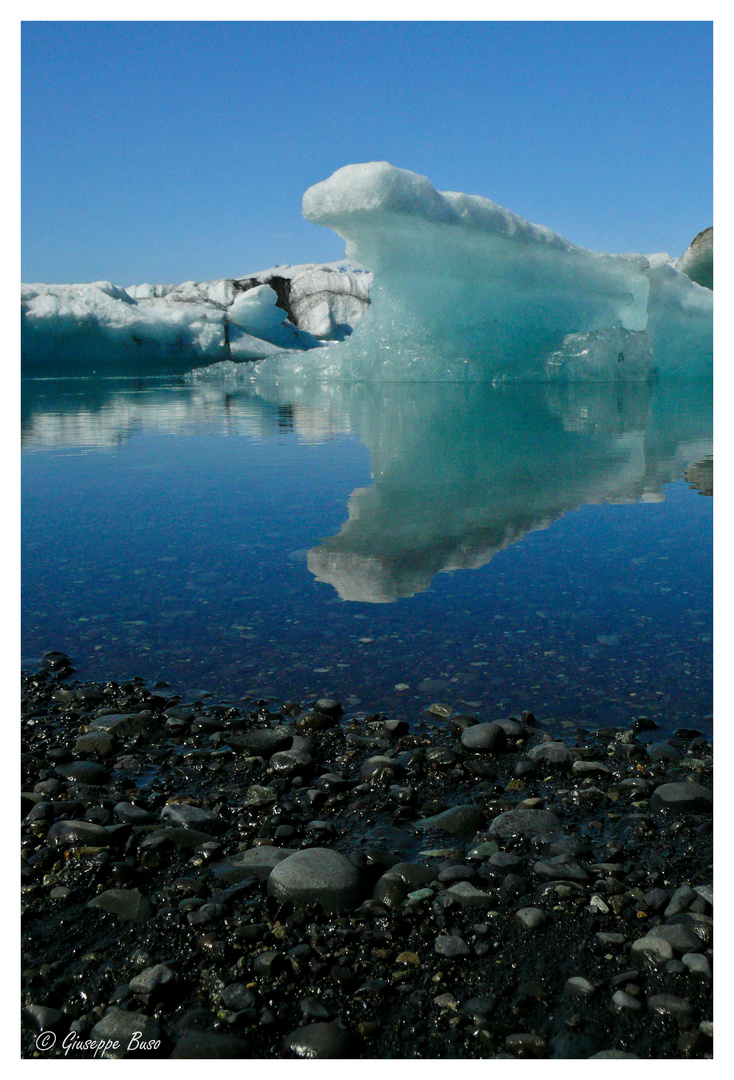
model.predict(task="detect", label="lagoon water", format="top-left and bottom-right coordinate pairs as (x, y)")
top-left (21, 374), bottom-right (712, 740)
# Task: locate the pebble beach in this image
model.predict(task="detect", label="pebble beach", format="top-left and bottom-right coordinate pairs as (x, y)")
top-left (21, 651), bottom-right (713, 1059)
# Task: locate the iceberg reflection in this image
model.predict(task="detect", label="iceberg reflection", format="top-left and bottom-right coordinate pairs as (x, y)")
top-left (279, 379), bottom-right (709, 603)
top-left (22, 375), bottom-right (711, 606)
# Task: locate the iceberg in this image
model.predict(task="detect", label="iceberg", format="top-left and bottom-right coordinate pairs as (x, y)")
top-left (253, 161), bottom-right (711, 382)
top-left (21, 162), bottom-right (711, 383)
top-left (21, 263), bottom-right (372, 378)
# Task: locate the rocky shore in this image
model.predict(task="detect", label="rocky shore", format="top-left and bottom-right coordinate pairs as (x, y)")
top-left (21, 653), bottom-right (713, 1059)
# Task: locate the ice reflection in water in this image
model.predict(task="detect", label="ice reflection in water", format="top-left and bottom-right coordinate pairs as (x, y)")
top-left (21, 375), bottom-right (712, 738)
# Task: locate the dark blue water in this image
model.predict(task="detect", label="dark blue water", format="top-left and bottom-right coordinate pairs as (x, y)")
top-left (21, 376), bottom-right (712, 739)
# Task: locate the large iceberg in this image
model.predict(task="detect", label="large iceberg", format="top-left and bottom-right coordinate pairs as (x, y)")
top-left (22, 162), bottom-right (711, 383)
top-left (21, 263), bottom-right (372, 377)
top-left (255, 162), bottom-right (711, 382)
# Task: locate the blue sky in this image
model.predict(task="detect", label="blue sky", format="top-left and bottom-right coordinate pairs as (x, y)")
top-left (21, 20), bottom-right (713, 285)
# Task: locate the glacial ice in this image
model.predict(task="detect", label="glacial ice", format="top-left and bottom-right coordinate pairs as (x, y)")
top-left (254, 161), bottom-right (711, 382)
top-left (21, 263), bottom-right (371, 377)
top-left (22, 162), bottom-right (711, 383)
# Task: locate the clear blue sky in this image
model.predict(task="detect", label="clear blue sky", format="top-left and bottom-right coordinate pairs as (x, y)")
top-left (21, 20), bottom-right (713, 285)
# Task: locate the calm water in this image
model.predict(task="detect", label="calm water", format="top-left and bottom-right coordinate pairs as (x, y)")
top-left (21, 375), bottom-right (713, 739)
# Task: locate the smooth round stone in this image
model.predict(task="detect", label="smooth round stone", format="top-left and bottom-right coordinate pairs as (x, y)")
top-left (235, 728), bottom-right (292, 755)
top-left (283, 1022), bottom-right (356, 1058)
top-left (213, 846), bottom-right (292, 884)
top-left (160, 803), bottom-right (226, 833)
top-left (526, 742), bottom-right (578, 769)
top-left (113, 801), bottom-right (158, 825)
top-left (644, 922), bottom-right (704, 954)
top-left (647, 993), bottom-right (696, 1023)
top-left (47, 819), bottom-right (112, 848)
top-left (630, 934), bottom-right (674, 966)
top-left (564, 977), bottom-right (595, 997)
top-left (129, 963), bottom-right (175, 996)
top-left (74, 731), bottom-right (115, 756)
top-left (533, 856), bottom-right (589, 884)
top-left (90, 1008), bottom-right (162, 1057)
top-left (386, 861), bottom-right (436, 889)
top-left (87, 888), bottom-right (154, 922)
top-left (489, 808), bottom-right (560, 839)
top-left (57, 760), bottom-right (110, 785)
top-left (461, 723), bottom-right (508, 753)
top-left (296, 712), bottom-right (335, 733)
top-left (268, 848), bottom-right (361, 912)
top-left (314, 698), bottom-right (342, 717)
top-left (414, 804), bottom-right (485, 836)
top-left (515, 907), bottom-right (546, 930)
top-left (361, 756), bottom-right (404, 783)
top-left (649, 782), bottom-right (713, 815)
top-left (611, 990), bottom-right (642, 1012)
top-left (269, 749), bottom-right (314, 777)
top-left (681, 953), bottom-right (712, 980)
top-left (427, 702), bottom-right (453, 718)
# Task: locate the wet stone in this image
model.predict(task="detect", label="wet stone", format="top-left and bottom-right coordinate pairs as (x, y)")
top-left (283, 1021), bottom-right (357, 1059)
top-left (460, 723), bottom-right (508, 752)
top-left (649, 782), bottom-right (713, 815)
top-left (90, 1008), bottom-right (162, 1058)
top-left (87, 888), bottom-right (155, 923)
top-left (57, 760), bottom-right (111, 785)
top-left (160, 803), bottom-right (227, 833)
top-left (47, 819), bottom-right (113, 849)
top-left (213, 846), bottom-right (292, 884)
top-left (515, 907), bottom-right (547, 930)
top-left (434, 934), bottom-right (471, 958)
top-left (489, 808), bottom-right (561, 839)
top-left (647, 994), bottom-right (696, 1024)
top-left (526, 741), bottom-right (578, 769)
top-left (612, 990), bottom-right (643, 1012)
top-left (414, 804), bottom-right (485, 836)
top-left (267, 848), bottom-right (361, 912)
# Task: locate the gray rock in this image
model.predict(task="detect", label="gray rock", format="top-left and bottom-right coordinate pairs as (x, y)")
top-left (89, 1008), bottom-right (162, 1057)
top-left (647, 993), bottom-right (696, 1023)
top-left (564, 977), bottom-right (595, 997)
top-left (414, 804), bottom-right (485, 836)
top-left (434, 934), bottom-right (471, 958)
top-left (460, 723), bottom-right (508, 752)
top-left (489, 808), bottom-right (560, 839)
top-left (213, 846), bottom-right (292, 884)
top-left (446, 882), bottom-right (494, 908)
top-left (611, 990), bottom-right (642, 1012)
top-left (269, 749), bottom-right (314, 777)
top-left (590, 1050), bottom-right (639, 1058)
top-left (219, 983), bottom-right (256, 1011)
top-left (129, 964), bottom-right (175, 997)
top-left (533, 855), bottom-right (589, 883)
top-left (114, 801), bottom-right (157, 825)
top-left (268, 848), bottom-right (361, 912)
top-left (57, 760), bottom-right (111, 785)
top-left (89, 712), bottom-right (159, 740)
top-left (644, 922), bottom-right (704, 954)
top-left (631, 932), bottom-right (676, 968)
top-left (571, 759), bottom-right (612, 777)
top-left (649, 782), bottom-right (713, 815)
top-left (47, 819), bottom-right (112, 848)
top-left (515, 907), bottom-right (547, 930)
top-left (315, 697), bottom-right (342, 717)
top-left (74, 731), bottom-right (115, 756)
top-left (681, 952), bottom-right (712, 980)
top-left (360, 756), bottom-right (404, 783)
top-left (87, 888), bottom-right (154, 923)
top-left (526, 741), bottom-right (578, 769)
top-left (664, 884), bottom-right (697, 917)
top-left (283, 1021), bottom-right (357, 1058)
top-left (160, 803), bottom-right (226, 833)
top-left (505, 1033), bottom-right (547, 1057)
top-left (231, 727), bottom-right (292, 755)
top-left (384, 861), bottom-right (436, 889)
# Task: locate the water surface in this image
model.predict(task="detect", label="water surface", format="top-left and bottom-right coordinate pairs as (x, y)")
top-left (21, 376), bottom-right (712, 739)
